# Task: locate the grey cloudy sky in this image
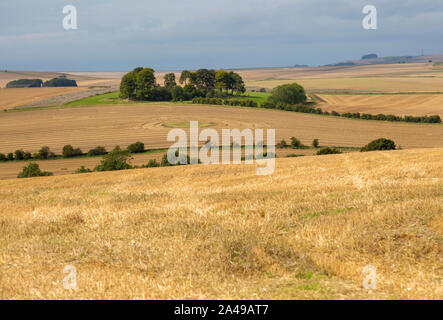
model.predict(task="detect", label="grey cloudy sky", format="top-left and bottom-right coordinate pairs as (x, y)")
top-left (1, 0), bottom-right (442, 71)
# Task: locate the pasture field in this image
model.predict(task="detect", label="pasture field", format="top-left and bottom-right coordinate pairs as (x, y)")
top-left (315, 94), bottom-right (443, 118)
top-left (0, 148), bottom-right (441, 299)
top-left (1, 103), bottom-right (443, 156)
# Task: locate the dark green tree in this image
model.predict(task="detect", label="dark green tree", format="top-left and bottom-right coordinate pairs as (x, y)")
top-left (95, 146), bottom-right (133, 171)
top-left (136, 68), bottom-right (156, 100)
top-left (17, 163), bottom-right (53, 178)
top-left (119, 70), bottom-right (138, 99)
top-left (179, 70), bottom-right (192, 85)
top-left (15, 150), bottom-right (25, 160)
top-left (127, 142), bottom-right (145, 153)
top-left (267, 83), bottom-right (307, 105)
top-left (361, 138), bottom-right (396, 152)
top-left (164, 73), bottom-right (177, 88)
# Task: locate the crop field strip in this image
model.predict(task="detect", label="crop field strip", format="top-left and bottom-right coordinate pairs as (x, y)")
top-left (0, 87), bottom-right (89, 110)
top-left (0, 148), bottom-right (317, 180)
top-left (1, 103), bottom-right (443, 156)
top-left (315, 94), bottom-right (443, 117)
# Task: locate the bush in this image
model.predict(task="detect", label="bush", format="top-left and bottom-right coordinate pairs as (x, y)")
top-left (261, 101), bottom-right (276, 109)
top-left (95, 146), bottom-right (133, 171)
top-left (160, 151), bottom-right (190, 166)
top-left (62, 145), bottom-right (83, 158)
top-left (143, 159), bottom-right (160, 168)
top-left (312, 139), bottom-right (319, 148)
top-left (361, 138), bottom-right (396, 152)
top-left (127, 142), bottom-right (145, 153)
top-left (17, 163), bottom-right (53, 178)
top-left (316, 147), bottom-right (342, 155)
top-left (276, 139), bottom-right (289, 148)
top-left (7, 153), bottom-right (14, 161)
top-left (23, 152), bottom-right (32, 160)
top-left (267, 83), bottom-right (307, 105)
top-left (0, 153), bottom-right (7, 161)
top-left (15, 150), bottom-right (25, 160)
top-left (76, 166), bottom-right (93, 174)
top-left (290, 137), bottom-right (304, 148)
top-left (87, 146), bottom-right (107, 156)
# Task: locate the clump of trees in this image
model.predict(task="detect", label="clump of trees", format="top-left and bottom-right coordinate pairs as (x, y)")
top-left (127, 142), bottom-right (145, 153)
top-left (43, 76), bottom-right (77, 87)
top-left (120, 67), bottom-right (246, 102)
top-left (87, 146), bottom-right (107, 156)
top-left (95, 146), bottom-right (133, 171)
top-left (62, 145), bottom-right (83, 158)
top-left (266, 83), bottom-right (307, 106)
top-left (17, 163), bottom-right (53, 178)
top-left (312, 139), bottom-right (320, 148)
top-left (33, 146), bottom-right (56, 160)
top-left (361, 138), bottom-right (396, 152)
top-left (6, 79), bottom-right (43, 88)
top-left (290, 137), bottom-right (305, 148)
top-left (275, 137), bottom-right (306, 149)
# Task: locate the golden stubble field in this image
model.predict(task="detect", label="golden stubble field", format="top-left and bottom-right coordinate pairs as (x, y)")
top-left (246, 77), bottom-right (443, 93)
top-left (315, 94), bottom-right (443, 117)
top-left (1, 103), bottom-right (443, 157)
top-left (0, 148), bottom-right (441, 299)
top-left (0, 88), bottom-right (88, 110)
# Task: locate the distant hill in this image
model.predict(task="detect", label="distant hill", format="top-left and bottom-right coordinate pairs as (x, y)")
top-left (326, 54), bottom-right (443, 67)
top-left (362, 54), bottom-right (378, 60)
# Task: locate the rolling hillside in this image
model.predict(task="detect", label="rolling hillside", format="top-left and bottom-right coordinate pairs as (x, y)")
top-left (0, 148), bottom-right (441, 299)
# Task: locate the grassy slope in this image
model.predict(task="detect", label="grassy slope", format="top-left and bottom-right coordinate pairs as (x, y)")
top-left (0, 149), bottom-right (441, 299)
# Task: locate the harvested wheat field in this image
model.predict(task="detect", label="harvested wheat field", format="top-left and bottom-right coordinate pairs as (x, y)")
top-left (239, 62), bottom-right (443, 82)
top-left (0, 88), bottom-right (88, 110)
top-left (1, 103), bottom-right (443, 155)
top-left (246, 77), bottom-right (443, 93)
top-left (315, 94), bottom-right (443, 117)
top-left (0, 148), bottom-right (441, 299)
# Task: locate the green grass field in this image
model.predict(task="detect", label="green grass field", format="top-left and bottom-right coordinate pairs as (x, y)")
top-left (64, 91), bottom-right (121, 106)
top-left (64, 91), bottom-right (270, 107)
top-left (231, 91), bottom-right (270, 104)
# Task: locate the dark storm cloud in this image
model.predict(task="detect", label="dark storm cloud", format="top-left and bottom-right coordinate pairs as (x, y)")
top-left (0, 0), bottom-right (442, 71)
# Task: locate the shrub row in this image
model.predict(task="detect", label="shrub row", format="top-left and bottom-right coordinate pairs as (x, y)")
top-left (265, 102), bottom-right (442, 123)
top-left (192, 97), bottom-right (258, 108)
top-left (194, 97), bottom-right (441, 124)
top-left (3, 142), bottom-right (146, 162)
top-left (276, 137), bottom-right (320, 149)
top-left (340, 112), bottom-right (441, 123)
